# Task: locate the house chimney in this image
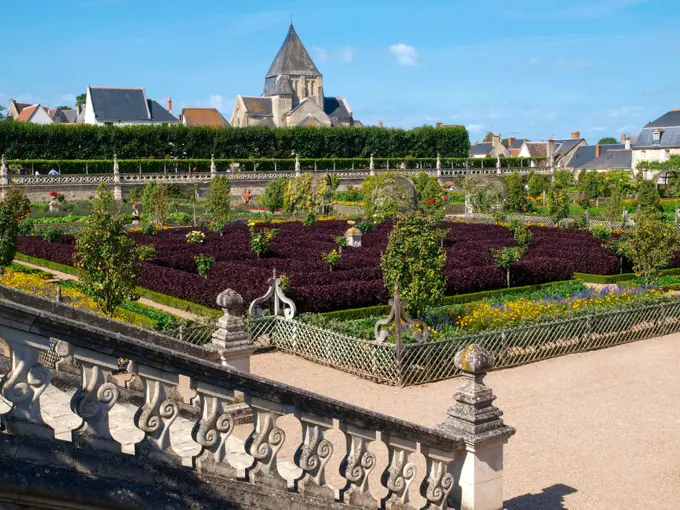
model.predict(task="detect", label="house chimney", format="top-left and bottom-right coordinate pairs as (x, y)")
top-left (595, 145), bottom-right (602, 158)
top-left (436, 121), bottom-right (442, 128)
top-left (620, 133), bottom-right (627, 144)
top-left (625, 138), bottom-right (631, 150)
top-left (508, 136), bottom-right (516, 149)
top-left (75, 104), bottom-right (82, 116)
top-left (379, 120), bottom-right (383, 127)
top-left (571, 130), bottom-right (581, 139)
top-left (166, 97), bottom-right (173, 113)
top-left (491, 133), bottom-right (501, 147)
top-left (547, 138), bottom-right (556, 167)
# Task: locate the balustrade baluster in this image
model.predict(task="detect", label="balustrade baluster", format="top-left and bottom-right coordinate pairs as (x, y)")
top-left (294, 412), bottom-right (336, 500)
top-left (0, 332), bottom-right (54, 439)
top-left (383, 437), bottom-right (418, 507)
top-left (56, 341), bottom-right (121, 453)
top-left (340, 425), bottom-right (377, 507)
top-left (420, 448), bottom-right (456, 510)
top-left (131, 362), bottom-right (181, 465)
top-left (191, 381), bottom-right (237, 478)
top-left (245, 396), bottom-right (289, 490)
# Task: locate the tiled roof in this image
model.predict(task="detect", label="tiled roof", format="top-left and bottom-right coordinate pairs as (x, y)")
top-left (634, 126), bottom-right (680, 148)
top-left (324, 97), bottom-right (352, 124)
top-left (147, 99), bottom-right (178, 123)
top-left (579, 149), bottom-right (632, 170)
top-left (645, 109), bottom-right (680, 128)
top-left (241, 97), bottom-right (273, 116)
top-left (89, 87), bottom-right (177, 123)
top-left (554, 138), bottom-right (582, 158)
top-left (469, 142), bottom-right (493, 156)
top-left (570, 144), bottom-right (624, 168)
top-left (16, 104), bottom-right (40, 122)
top-left (507, 138), bottom-right (528, 149)
top-left (266, 24), bottom-right (321, 78)
top-left (525, 142), bottom-right (547, 158)
top-left (181, 108), bottom-right (229, 127)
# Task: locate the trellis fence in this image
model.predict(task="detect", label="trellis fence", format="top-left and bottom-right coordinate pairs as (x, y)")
top-left (461, 213), bottom-right (629, 230)
top-left (247, 299), bottom-right (680, 386)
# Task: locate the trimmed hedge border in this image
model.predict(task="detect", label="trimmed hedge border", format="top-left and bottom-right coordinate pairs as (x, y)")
top-left (14, 253), bottom-right (222, 319)
top-left (321, 280), bottom-right (576, 321)
top-left (575, 267), bottom-right (680, 284)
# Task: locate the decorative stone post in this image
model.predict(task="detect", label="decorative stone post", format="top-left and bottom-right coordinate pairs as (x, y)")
top-left (113, 154), bottom-right (122, 201)
top-left (437, 344), bottom-right (515, 510)
top-left (369, 153), bottom-right (375, 176)
top-left (295, 153), bottom-right (301, 177)
top-left (0, 153), bottom-right (8, 187)
top-left (496, 155), bottom-right (502, 174)
top-left (345, 226), bottom-right (362, 248)
top-left (211, 289), bottom-right (255, 373)
top-left (436, 153), bottom-right (442, 177)
top-left (210, 154), bottom-right (217, 178)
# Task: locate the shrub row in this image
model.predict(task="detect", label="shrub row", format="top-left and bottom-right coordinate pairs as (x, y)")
top-left (0, 122), bottom-right (469, 160)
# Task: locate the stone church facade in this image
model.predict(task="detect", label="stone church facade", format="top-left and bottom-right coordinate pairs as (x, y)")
top-left (230, 24), bottom-right (360, 128)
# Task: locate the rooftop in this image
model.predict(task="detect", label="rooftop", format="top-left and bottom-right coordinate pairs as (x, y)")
top-left (266, 23), bottom-right (321, 79)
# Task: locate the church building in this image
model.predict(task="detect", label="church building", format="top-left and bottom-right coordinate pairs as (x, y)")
top-left (230, 24), bottom-right (360, 128)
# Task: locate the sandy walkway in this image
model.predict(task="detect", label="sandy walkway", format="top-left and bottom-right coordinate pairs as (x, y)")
top-left (251, 334), bottom-right (680, 510)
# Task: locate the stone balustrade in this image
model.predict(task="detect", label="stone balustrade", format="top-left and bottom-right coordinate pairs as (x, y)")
top-left (0, 284), bottom-right (514, 509)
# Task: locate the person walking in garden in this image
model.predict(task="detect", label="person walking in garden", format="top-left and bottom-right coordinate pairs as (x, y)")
top-left (131, 203), bottom-right (141, 226)
top-left (242, 190), bottom-right (252, 204)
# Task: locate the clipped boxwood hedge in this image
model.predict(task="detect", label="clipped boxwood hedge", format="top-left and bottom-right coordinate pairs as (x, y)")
top-left (575, 267), bottom-right (680, 284)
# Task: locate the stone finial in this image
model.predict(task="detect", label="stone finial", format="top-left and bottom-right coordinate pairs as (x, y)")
top-left (210, 154), bottom-right (217, 176)
top-left (437, 344), bottom-right (514, 444)
top-left (454, 344), bottom-right (494, 375)
top-left (216, 288), bottom-right (243, 312)
top-left (0, 154), bottom-right (7, 175)
top-left (295, 153), bottom-right (301, 175)
top-left (345, 227), bottom-right (362, 248)
top-left (436, 153), bottom-right (441, 172)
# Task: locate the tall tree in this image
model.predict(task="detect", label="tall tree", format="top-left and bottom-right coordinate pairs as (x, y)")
top-left (206, 176), bottom-right (231, 230)
top-left (0, 203), bottom-right (19, 274)
top-left (74, 186), bottom-right (141, 316)
top-left (546, 174), bottom-right (571, 225)
top-left (483, 132), bottom-right (494, 142)
top-left (0, 105), bottom-right (5, 120)
top-left (75, 93), bottom-right (86, 107)
top-left (504, 172), bottom-right (528, 213)
top-left (636, 179), bottom-right (661, 213)
top-left (597, 137), bottom-right (618, 145)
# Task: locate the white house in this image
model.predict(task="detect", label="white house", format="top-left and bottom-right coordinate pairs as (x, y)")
top-left (631, 109), bottom-right (680, 169)
top-left (14, 104), bottom-right (53, 125)
top-left (83, 86), bottom-right (178, 126)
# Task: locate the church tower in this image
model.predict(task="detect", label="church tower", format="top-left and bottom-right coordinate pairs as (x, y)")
top-left (263, 24), bottom-right (324, 112)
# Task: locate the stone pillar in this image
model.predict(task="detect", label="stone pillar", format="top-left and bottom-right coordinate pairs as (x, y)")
top-left (211, 289), bottom-right (255, 373)
top-left (113, 154), bottom-right (122, 201)
top-left (210, 154), bottom-right (217, 178)
top-left (295, 153), bottom-right (301, 177)
top-left (436, 153), bottom-right (442, 177)
top-left (0, 154), bottom-right (8, 200)
top-left (437, 344), bottom-right (515, 510)
top-left (369, 153), bottom-right (375, 176)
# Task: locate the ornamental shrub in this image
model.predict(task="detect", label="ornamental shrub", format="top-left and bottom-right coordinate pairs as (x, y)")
top-left (546, 179), bottom-right (570, 225)
top-left (138, 244), bottom-right (156, 262)
top-left (145, 182), bottom-right (169, 226)
top-left (249, 223), bottom-right (278, 257)
top-left (490, 246), bottom-right (525, 288)
top-left (303, 212), bottom-right (316, 227)
top-left (206, 176), bottom-right (231, 227)
top-left (186, 231), bottom-right (206, 244)
top-left (17, 217), bottom-right (35, 236)
top-left (0, 203), bottom-right (18, 274)
top-left (321, 249), bottom-right (341, 272)
top-left (504, 172), bottom-right (528, 213)
top-left (356, 221), bottom-right (374, 233)
top-left (636, 179), bottom-right (661, 212)
top-left (38, 226), bottom-right (64, 242)
top-left (2, 186), bottom-right (31, 222)
top-left (261, 177), bottom-right (289, 212)
top-left (527, 171), bottom-right (548, 199)
top-left (141, 222), bottom-right (157, 236)
top-left (74, 190), bottom-right (141, 317)
top-left (194, 254), bottom-right (215, 278)
top-left (381, 213), bottom-right (446, 317)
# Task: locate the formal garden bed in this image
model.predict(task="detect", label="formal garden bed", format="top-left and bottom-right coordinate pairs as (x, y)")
top-left (16, 219), bottom-right (635, 314)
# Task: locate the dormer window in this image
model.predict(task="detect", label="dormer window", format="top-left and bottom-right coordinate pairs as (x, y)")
top-left (653, 129), bottom-right (663, 143)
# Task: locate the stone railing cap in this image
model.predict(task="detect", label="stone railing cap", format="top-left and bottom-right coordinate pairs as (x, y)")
top-left (216, 288), bottom-right (243, 309)
top-left (454, 344), bottom-right (494, 374)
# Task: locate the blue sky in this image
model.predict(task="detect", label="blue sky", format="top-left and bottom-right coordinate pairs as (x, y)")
top-left (2, 0), bottom-right (678, 142)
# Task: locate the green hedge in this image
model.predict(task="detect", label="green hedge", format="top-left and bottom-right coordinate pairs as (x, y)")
top-left (321, 281), bottom-right (575, 321)
top-left (0, 122), bottom-right (470, 160)
top-left (575, 268), bottom-right (680, 284)
top-left (14, 253), bottom-right (221, 318)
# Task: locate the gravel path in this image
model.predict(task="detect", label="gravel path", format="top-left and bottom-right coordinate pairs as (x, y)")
top-left (251, 334), bottom-right (680, 510)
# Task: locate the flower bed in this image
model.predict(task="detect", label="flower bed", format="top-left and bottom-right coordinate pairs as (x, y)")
top-left (17, 220), bottom-right (634, 313)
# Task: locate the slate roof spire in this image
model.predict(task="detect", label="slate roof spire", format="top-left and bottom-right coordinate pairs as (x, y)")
top-left (265, 23), bottom-right (322, 78)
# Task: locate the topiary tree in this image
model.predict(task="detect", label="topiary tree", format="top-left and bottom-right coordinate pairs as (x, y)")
top-left (504, 172), bottom-right (528, 213)
top-left (147, 183), bottom-right (169, 227)
top-left (381, 213), bottom-right (446, 318)
top-left (0, 202), bottom-right (19, 274)
top-left (74, 187), bottom-right (142, 317)
top-left (92, 182), bottom-right (116, 214)
top-left (579, 170), bottom-right (603, 207)
top-left (619, 211), bottom-right (680, 288)
top-left (2, 186), bottom-right (31, 222)
top-left (546, 174), bottom-right (571, 225)
top-left (490, 246), bottom-right (524, 288)
top-left (527, 171), bottom-right (549, 204)
top-left (206, 176), bottom-right (231, 229)
top-left (636, 179), bottom-right (661, 213)
top-left (261, 177), bottom-right (289, 213)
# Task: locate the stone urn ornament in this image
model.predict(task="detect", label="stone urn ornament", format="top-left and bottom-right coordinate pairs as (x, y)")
top-left (345, 227), bottom-right (362, 248)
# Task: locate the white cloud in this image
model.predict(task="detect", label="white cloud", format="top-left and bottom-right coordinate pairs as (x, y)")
top-left (389, 43), bottom-right (418, 66)
top-left (208, 95), bottom-right (234, 112)
top-left (338, 46), bottom-right (356, 64)
top-left (466, 124), bottom-right (485, 133)
top-left (607, 106), bottom-right (643, 118)
top-left (61, 93), bottom-right (77, 104)
top-left (644, 85), bottom-right (663, 94)
top-left (311, 47), bottom-right (329, 64)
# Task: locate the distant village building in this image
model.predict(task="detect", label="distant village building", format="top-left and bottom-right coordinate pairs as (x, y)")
top-left (631, 109), bottom-right (680, 168)
top-left (517, 131), bottom-right (586, 167)
top-left (180, 108), bottom-right (230, 127)
top-left (83, 86), bottom-right (177, 126)
top-left (468, 134), bottom-right (510, 158)
top-left (505, 137), bottom-right (528, 157)
top-left (569, 139), bottom-right (632, 172)
top-left (230, 24), bottom-right (360, 128)
top-left (11, 103), bottom-right (53, 124)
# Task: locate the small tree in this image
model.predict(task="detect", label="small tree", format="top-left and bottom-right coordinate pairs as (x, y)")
top-left (207, 176), bottom-right (231, 228)
top-left (510, 222), bottom-right (533, 249)
top-left (504, 172), bottom-right (528, 213)
top-left (92, 182), bottom-right (116, 213)
top-left (321, 249), bottom-right (341, 272)
top-left (619, 212), bottom-right (680, 288)
top-left (579, 170), bottom-right (603, 206)
top-left (249, 223), bottom-right (278, 257)
top-left (636, 179), bottom-right (661, 213)
top-left (527, 171), bottom-right (549, 205)
top-left (333, 235), bottom-right (349, 255)
top-left (602, 190), bottom-right (623, 223)
top-left (74, 189), bottom-right (141, 317)
top-left (490, 247), bottom-right (524, 288)
top-left (0, 203), bottom-right (19, 274)
top-left (2, 186), bottom-right (31, 222)
top-left (546, 178), bottom-right (571, 225)
top-left (261, 177), bottom-right (289, 213)
top-left (147, 183), bottom-right (169, 227)
top-left (381, 213), bottom-right (446, 318)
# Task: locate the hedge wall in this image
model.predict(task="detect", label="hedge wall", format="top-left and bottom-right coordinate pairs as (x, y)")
top-left (0, 122), bottom-right (470, 160)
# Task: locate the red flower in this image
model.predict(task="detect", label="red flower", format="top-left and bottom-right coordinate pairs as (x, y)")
top-left (442, 196), bottom-right (449, 201)
top-left (427, 198), bottom-right (436, 205)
